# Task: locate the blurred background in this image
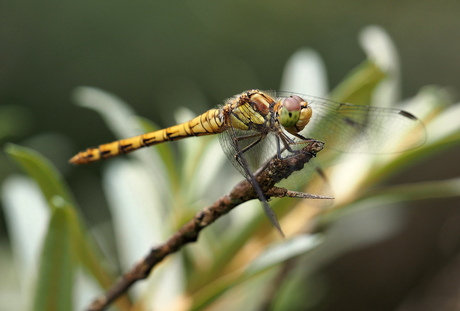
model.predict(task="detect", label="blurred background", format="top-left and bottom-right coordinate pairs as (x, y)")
top-left (1, 1), bottom-right (460, 310)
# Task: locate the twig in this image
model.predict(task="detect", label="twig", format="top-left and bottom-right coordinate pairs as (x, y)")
top-left (85, 141), bottom-right (326, 311)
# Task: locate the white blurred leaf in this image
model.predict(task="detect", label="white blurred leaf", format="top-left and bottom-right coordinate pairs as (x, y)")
top-left (73, 86), bottom-right (139, 139)
top-left (102, 160), bottom-right (166, 268)
top-left (103, 158), bottom-right (188, 305)
top-left (1, 176), bottom-right (49, 310)
top-left (245, 234), bottom-right (322, 276)
top-left (174, 107), bottom-right (205, 183)
top-left (73, 87), bottom-right (167, 181)
top-left (142, 255), bottom-right (185, 311)
top-left (187, 137), bottom-right (228, 203)
top-left (2, 176), bottom-right (48, 280)
top-left (280, 48), bottom-right (328, 96)
top-left (426, 102), bottom-right (460, 143)
top-left (360, 25), bottom-right (401, 107)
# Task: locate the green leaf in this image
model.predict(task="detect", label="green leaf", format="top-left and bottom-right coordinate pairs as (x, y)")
top-left (323, 178), bottom-right (460, 226)
top-left (244, 234), bottom-right (323, 276)
top-left (190, 235), bottom-right (322, 311)
top-left (5, 143), bottom-right (75, 208)
top-left (363, 177), bottom-right (460, 204)
top-left (329, 60), bottom-right (386, 105)
top-left (33, 206), bottom-right (74, 311)
top-left (188, 200), bottom-right (263, 290)
top-left (360, 89), bottom-right (460, 188)
top-left (5, 144), bottom-right (130, 310)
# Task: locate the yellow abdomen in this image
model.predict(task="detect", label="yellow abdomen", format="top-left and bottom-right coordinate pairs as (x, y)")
top-left (70, 108), bottom-right (223, 165)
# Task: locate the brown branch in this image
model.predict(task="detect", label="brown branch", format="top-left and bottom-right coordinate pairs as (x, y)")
top-left (85, 141), bottom-right (326, 311)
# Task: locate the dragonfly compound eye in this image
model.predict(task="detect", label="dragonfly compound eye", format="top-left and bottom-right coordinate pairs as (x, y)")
top-left (280, 97), bottom-right (302, 127)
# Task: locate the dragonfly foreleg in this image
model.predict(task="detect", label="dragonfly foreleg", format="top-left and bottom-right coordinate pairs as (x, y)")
top-left (290, 133), bottom-right (323, 146)
top-left (277, 133), bottom-right (324, 160)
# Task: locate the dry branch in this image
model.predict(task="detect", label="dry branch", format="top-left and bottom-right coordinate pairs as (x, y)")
top-left (86, 141), bottom-right (326, 311)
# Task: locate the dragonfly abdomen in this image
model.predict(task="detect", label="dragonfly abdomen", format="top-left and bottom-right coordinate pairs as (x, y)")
top-left (70, 108), bottom-right (224, 165)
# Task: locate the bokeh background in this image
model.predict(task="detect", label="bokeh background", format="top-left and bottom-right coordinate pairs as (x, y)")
top-left (1, 1), bottom-right (460, 310)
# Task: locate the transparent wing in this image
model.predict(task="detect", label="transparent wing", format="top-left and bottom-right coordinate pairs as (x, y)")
top-left (218, 117), bottom-right (333, 234)
top-left (219, 123), bottom-right (329, 194)
top-left (219, 128), bottom-right (262, 177)
top-left (276, 92), bottom-right (426, 153)
top-left (219, 126), bottom-right (286, 234)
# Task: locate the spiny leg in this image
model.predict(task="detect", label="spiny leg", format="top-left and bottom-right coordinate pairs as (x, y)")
top-left (234, 134), bottom-right (265, 158)
top-left (235, 147), bottom-right (284, 236)
top-left (231, 133), bottom-right (284, 236)
top-left (278, 132), bottom-right (323, 159)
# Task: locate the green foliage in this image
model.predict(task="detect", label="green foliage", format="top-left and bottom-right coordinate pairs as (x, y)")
top-left (4, 144), bottom-right (129, 311)
top-left (33, 206), bottom-right (74, 311)
top-left (2, 26), bottom-right (460, 311)
top-left (329, 60), bottom-right (385, 105)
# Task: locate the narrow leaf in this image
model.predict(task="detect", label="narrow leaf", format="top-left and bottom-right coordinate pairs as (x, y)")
top-left (5, 144), bottom-right (75, 207)
top-left (329, 60), bottom-right (385, 105)
top-left (4, 144), bottom-right (129, 310)
top-left (33, 206), bottom-right (74, 311)
top-left (244, 234), bottom-right (323, 277)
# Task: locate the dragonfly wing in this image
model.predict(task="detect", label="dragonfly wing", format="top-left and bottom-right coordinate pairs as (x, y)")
top-left (276, 154), bottom-right (329, 190)
top-left (219, 126), bottom-right (285, 235)
top-left (277, 92), bottom-right (426, 153)
top-left (219, 127), bottom-right (278, 176)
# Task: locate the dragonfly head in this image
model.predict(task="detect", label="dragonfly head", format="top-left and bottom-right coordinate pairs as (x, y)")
top-left (279, 95), bottom-right (312, 134)
top-left (279, 96), bottom-right (303, 127)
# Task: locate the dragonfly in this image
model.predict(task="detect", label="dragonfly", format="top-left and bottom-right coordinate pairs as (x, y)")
top-left (70, 90), bottom-right (426, 235)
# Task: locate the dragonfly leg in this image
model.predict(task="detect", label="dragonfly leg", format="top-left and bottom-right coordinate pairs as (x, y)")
top-left (230, 133), bottom-right (285, 235)
top-left (278, 134), bottom-right (296, 155)
top-left (234, 134), bottom-right (265, 157)
top-left (291, 133), bottom-right (324, 146)
top-left (234, 143), bottom-right (284, 236)
top-left (276, 132), bottom-right (324, 161)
